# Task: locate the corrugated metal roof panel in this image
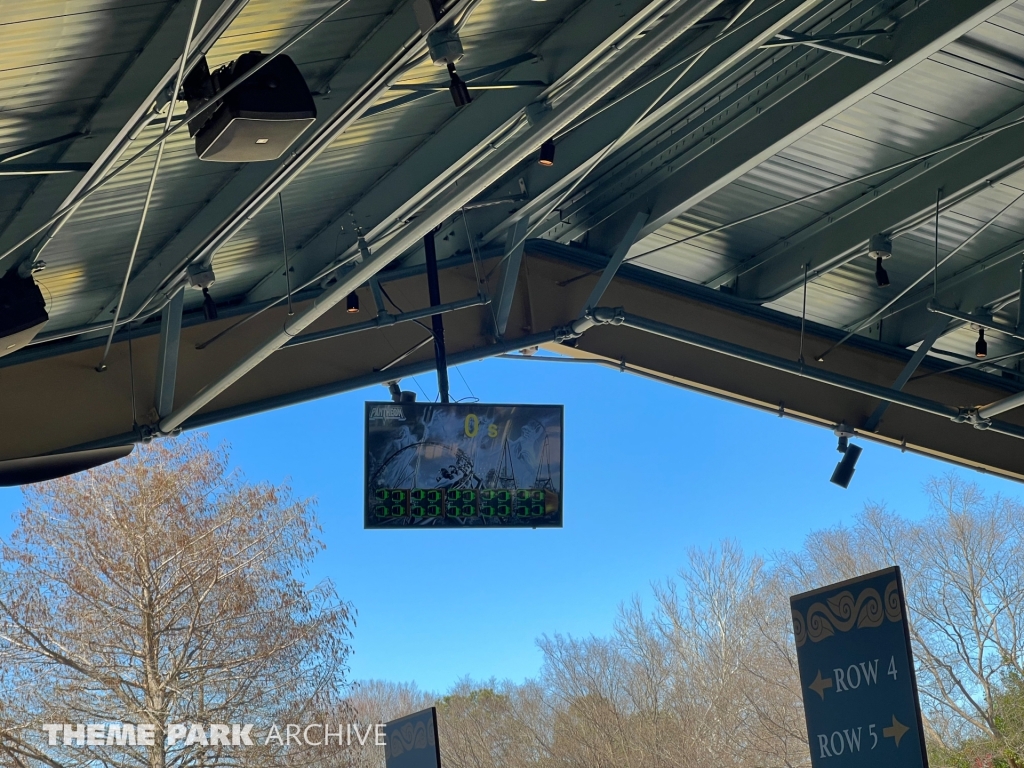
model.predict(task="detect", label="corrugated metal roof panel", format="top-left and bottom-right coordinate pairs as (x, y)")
top-left (643, 0), bottom-right (1024, 353)
top-left (778, 126), bottom-right (915, 180)
top-left (874, 58), bottom-right (1024, 128)
top-left (986, 1), bottom-right (1024, 37)
top-left (825, 94), bottom-right (973, 155)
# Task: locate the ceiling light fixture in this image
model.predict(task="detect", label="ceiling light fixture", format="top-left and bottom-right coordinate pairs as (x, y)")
top-left (976, 327), bottom-right (988, 358)
top-left (539, 139), bottom-right (556, 167)
top-left (829, 425), bottom-right (861, 489)
top-left (869, 234), bottom-right (892, 289)
top-left (447, 62), bottom-right (472, 108)
top-left (346, 292), bottom-right (360, 314)
top-left (202, 287), bottom-right (218, 321)
top-left (875, 257), bottom-right (890, 288)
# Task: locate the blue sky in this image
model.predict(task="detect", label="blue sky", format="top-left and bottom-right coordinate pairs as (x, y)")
top-left (0, 355), bottom-right (1019, 694)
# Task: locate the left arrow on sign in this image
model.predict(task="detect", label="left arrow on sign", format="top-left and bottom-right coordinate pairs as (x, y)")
top-left (808, 670), bottom-right (833, 700)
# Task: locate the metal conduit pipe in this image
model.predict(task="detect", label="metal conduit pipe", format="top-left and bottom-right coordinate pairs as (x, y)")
top-left (979, 390), bottom-right (1024, 420)
top-left (573, 308), bottom-right (1024, 442)
top-left (606, 310), bottom-right (960, 419)
top-left (156, 0), bottom-right (732, 434)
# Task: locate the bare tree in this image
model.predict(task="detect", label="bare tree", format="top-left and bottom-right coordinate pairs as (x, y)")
top-left (0, 436), bottom-right (354, 768)
top-left (437, 680), bottom-right (549, 768)
top-left (343, 681), bottom-right (437, 768)
top-left (779, 475), bottom-right (1024, 767)
top-left (537, 542), bottom-right (808, 768)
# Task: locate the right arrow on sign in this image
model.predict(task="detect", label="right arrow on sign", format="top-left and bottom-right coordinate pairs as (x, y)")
top-left (883, 716), bottom-right (909, 747)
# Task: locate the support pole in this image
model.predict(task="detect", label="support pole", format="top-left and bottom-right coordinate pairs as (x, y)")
top-left (424, 229), bottom-right (450, 403)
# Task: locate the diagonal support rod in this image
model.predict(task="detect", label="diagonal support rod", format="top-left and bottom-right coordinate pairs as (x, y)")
top-left (0, 163), bottom-right (92, 176)
top-left (493, 218), bottom-right (529, 337)
top-left (155, 287), bottom-right (185, 419)
top-left (0, 132), bottom-right (85, 164)
top-left (863, 314), bottom-right (951, 432)
top-left (96, 0), bottom-right (204, 372)
top-left (760, 28), bottom-right (890, 47)
top-left (770, 29), bottom-right (889, 64)
top-left (582, 211), bottom-right (648, 313)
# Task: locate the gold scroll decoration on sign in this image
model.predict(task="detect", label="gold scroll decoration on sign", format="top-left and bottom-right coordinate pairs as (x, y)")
top-left (792, 579), bottom-right (901, 647)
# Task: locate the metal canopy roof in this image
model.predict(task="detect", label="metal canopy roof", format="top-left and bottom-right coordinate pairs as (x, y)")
top-left (5, 0), bottom-right (1024, 481)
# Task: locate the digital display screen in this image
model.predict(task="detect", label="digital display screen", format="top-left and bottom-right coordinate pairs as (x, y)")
top-left (365, 402), bottom-right (563, 528)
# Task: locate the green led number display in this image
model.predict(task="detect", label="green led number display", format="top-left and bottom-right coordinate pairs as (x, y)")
top-left (374, 488), bottom-right (407, 518)
top-left (480, 489), bottom-right (512, 517)
top-left (410, 488), bottom-right (444, 517)
top-left (515, 489), bottom-right (546, 517)
top-left (446, 489), bottom-right (478, 518)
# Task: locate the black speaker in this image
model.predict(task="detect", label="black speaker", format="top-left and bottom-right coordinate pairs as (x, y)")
top-left (0, 270), bottom-right (47, 359)
top-left (184, 52), bottom-right (317, 163)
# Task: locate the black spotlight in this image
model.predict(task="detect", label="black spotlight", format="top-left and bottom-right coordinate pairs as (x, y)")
top-left (447, 62), bottom-right (472, 108)
top-left (539, 139), bottom-right (556, 167)
top-left (830, 441), bottom-right (862, 489)
top-left (976, 327), bottom-right (988, 358)
top-left (346, 292), bottom-right (360, 314)
top-left (202, 287), bottom-right (218, 321)
top-left (875, 256), bottom-right (890, 288)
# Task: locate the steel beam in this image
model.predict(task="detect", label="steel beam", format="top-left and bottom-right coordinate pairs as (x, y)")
top-left (979, 388), bottom-right (1024, 419)
top-left (156, 0), bottom-right (731, 433)
top-left (244, 0), bottom-right (680, 307)
top-left (927, 301), bottom-right (1024, 343)
top-left (563, 0), bottom-right (1016, 256)
top-left (477, 0), bottom-right (819, 252)
top-left (10, 241), bottom-right (1024, 480)
top-left (493, 218), bottom-right (529, 337)
top-left (730, 104), bottom-right (1024, 302)
top-left (155, 287), bottom-right (185, 418)
top-left (878, 238), bottom-right (1024, 347)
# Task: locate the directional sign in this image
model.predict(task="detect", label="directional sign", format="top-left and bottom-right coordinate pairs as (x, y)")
top-left (384, 707), bottom-right (441, 768)
top-left (790, 566), bottom-right (928, 768)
